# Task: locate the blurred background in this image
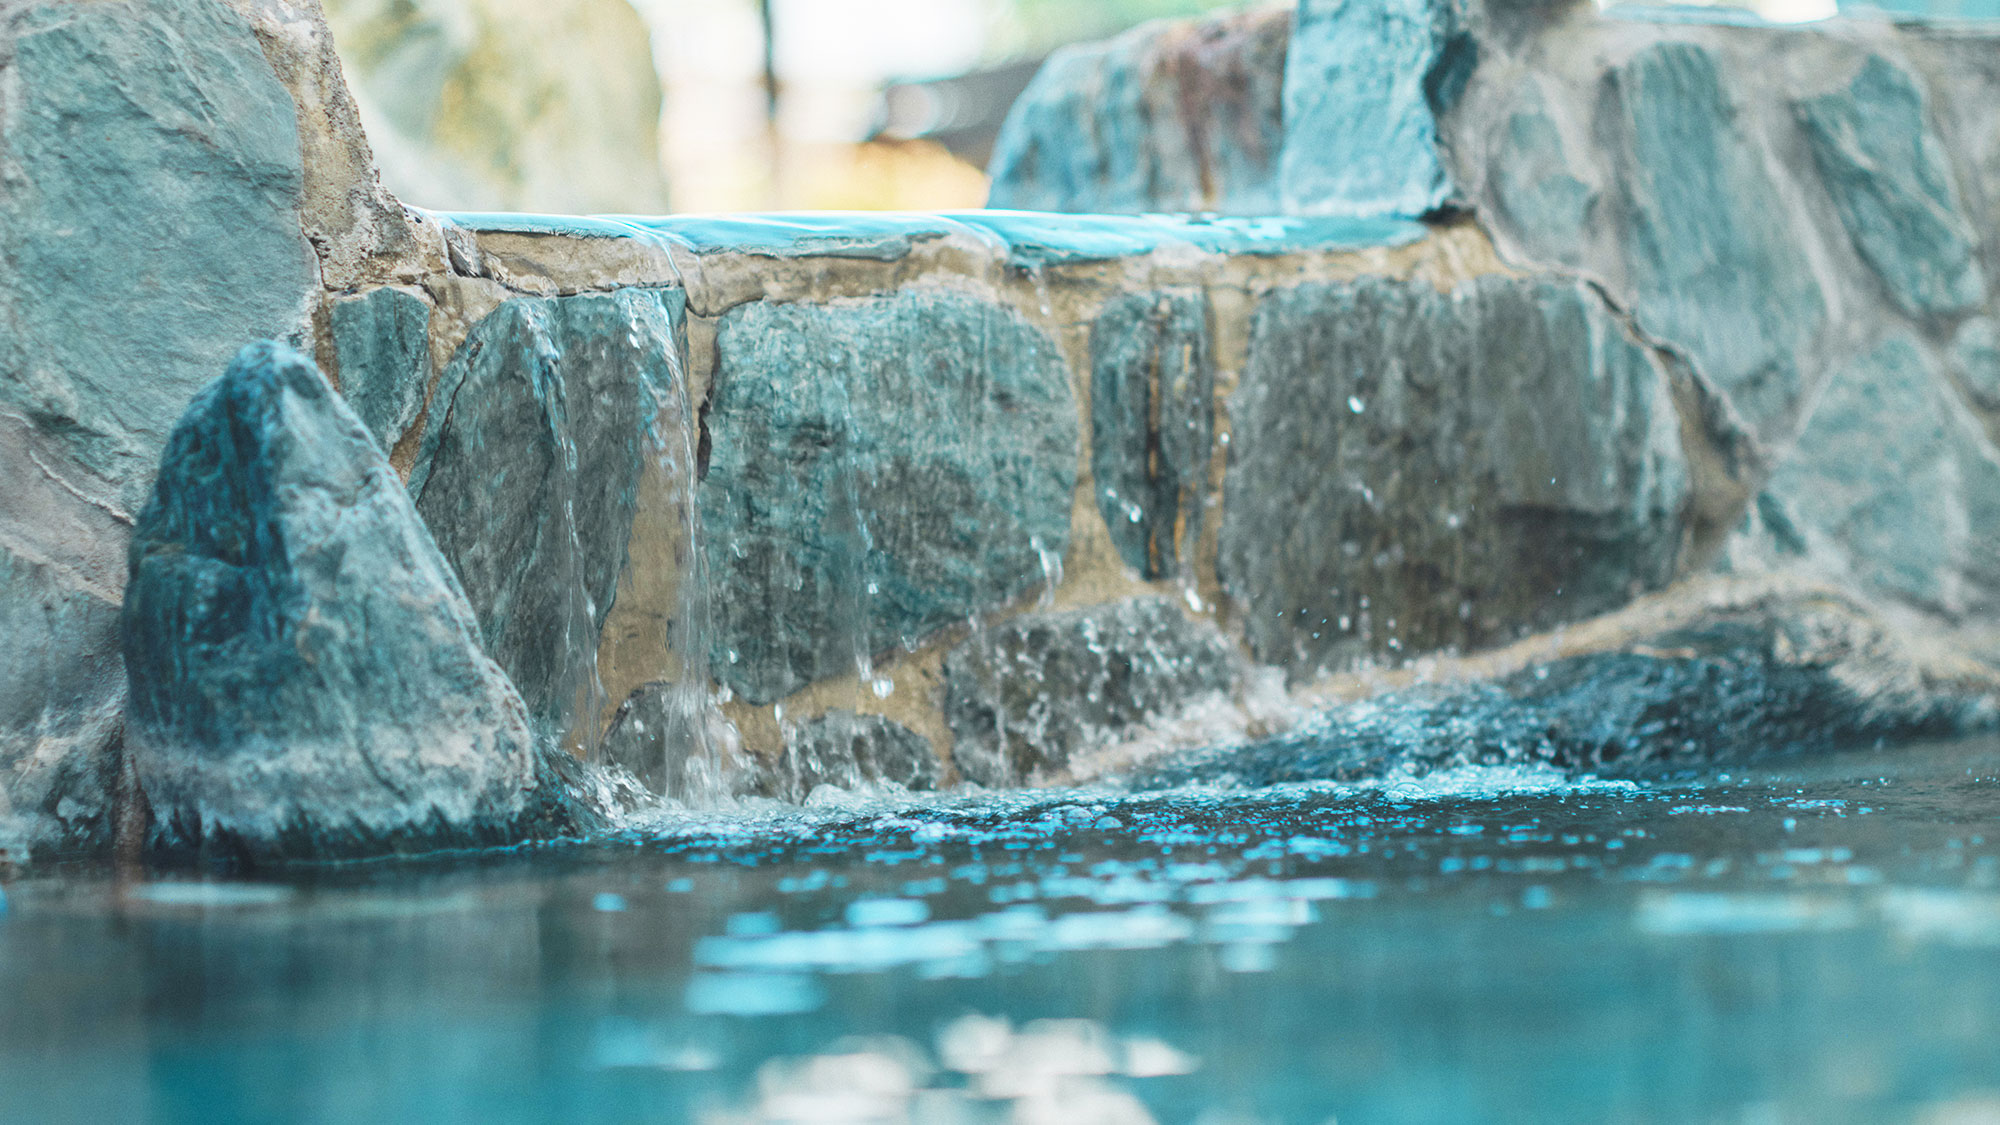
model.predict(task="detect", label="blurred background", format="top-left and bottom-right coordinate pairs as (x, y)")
top-left (320, 0), bottom-right (1257, 214)
top-left (320, 0), bottom-right (1998, 216)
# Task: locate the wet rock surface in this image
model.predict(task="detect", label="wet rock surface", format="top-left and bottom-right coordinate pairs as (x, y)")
top-left (702, 289), bottom-right (1078, 705)
top-left (123, 342), bottom-right (604, 861)
top-left (773, 711), bottom-right (940, 803)
top-left (1220, 275), bottom-right (1688, 678)
top-left (1133, 595), bottom-right (1999, 790)
top-left (0, 545), bottom-right (125, 858)
top-left (1089, 291), bottom-right (1215, 580)
top-left (987, 8), bottom-right (1289, 215)
top-left (329, 287), bottom-right (432, 453)
top-left (945, 598), bottom-right (1239, 788)
top-left (412, 288), bottom-right (688, 740)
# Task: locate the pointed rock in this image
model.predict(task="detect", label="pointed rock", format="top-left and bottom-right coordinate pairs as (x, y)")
top-left (122, 342), bottom-right (604, 861)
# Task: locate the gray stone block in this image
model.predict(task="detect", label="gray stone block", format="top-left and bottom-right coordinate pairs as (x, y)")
top-left (1278, 0), bottom-right (1468, 217)
top-left (412, 288), bottom-right (688, 740)
top-left (702, 289), bottom-right (1079, 704)
top-left (1796, 56), bottom-right (1986, 319)
top-left (0, 0), bottom-right (316, 512)
top-left (1220, 276), bottom-right (1689, 677)
top-left (1089, 291), bottom-right (1215, 579)
top-left (776, 710), bottom-right (939, 802)
top-left (1610, 42), bottom-right (1827, 438)
top-left (944, 597), bottom-right (1238, 787)
top-left (123, 342), bottom-right (602, 861)
top-left (1751, 334), bottom-right (2000, 617)
top-left (330, 287), bottom-right (433, 453)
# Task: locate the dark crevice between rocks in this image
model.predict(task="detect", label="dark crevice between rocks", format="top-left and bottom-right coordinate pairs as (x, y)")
top-left (1575, 274), bottom-right (1765, 566)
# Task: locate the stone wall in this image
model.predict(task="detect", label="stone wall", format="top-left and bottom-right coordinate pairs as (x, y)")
top-left (5, 0), bottom-right (2000, 858)
top-left (991, 0), bottom-right (2000, 643)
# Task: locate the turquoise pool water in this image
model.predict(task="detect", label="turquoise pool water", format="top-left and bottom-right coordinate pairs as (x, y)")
top-left (6, 740), bottom-right (2000, 1123)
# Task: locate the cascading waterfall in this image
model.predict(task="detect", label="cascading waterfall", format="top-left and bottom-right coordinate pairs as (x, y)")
top-left (629, 289), bottom-right (738, 806)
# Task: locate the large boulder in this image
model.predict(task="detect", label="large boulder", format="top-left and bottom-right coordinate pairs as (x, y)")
top-left (0, 0), bottom-right (320, 857)
top-left (123, 342), bottom-right (605, 861)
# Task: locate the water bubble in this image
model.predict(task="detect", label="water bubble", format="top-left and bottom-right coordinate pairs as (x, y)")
top-left (1347, 396), bottom-right (1365, 414)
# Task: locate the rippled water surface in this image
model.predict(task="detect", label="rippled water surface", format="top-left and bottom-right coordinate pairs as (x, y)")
top-left (8, 740), bottom-right (2000, 1123)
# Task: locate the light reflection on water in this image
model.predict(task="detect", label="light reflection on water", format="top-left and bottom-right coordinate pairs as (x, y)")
top-left (5, 741), bottom-right (2000, 1122)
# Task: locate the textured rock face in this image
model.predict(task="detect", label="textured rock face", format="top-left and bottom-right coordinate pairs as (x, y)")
top-left (1133, 593), bottom-right (1998, 788)
top-left (1606, 43), bottom-right (1828, 441)
top-left (329, 287), bottom-right (433, 453)
top-left (1221, 276), bottom-right (1689, 677)
top-left (0, 0), bottom-right (317, 508)
top-left (1735, 337), bottom-right (2000, 618)
top-left (944, 598), bottom-right (1239, 788)
top-left (987, 8), bottom-right (1290, 214)
top-left (1448, 25), bottom-right (1991, 450)
top-left (319, 0), bottom-right (669, 212)
top-left (0, 0), bottom-right (319, 856)
top-left (1451, 33), bottom-right (1836, 443)
top-left (1089, 291), bottom-right (1215, 580)
top-left (123, 343), bottom-right (600, 860)
top-left (598, 680), bottom-right (735, 802)
top-left (411, 288), bottom-right (688, 741)
top-left (774, 711), bottom-right (939, 803)
top-left (1278, 0), bottom-right (1465, 217)
top-left (1796, 56), bottom-right (1986, 320)
top-left (702, 289), bottom-right (1079, 705)
top-left (0, 545), bottom-right (125, 856)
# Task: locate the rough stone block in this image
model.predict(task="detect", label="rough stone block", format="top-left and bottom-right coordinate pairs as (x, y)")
top-left (123, 342), bottom-right (602, 860)
top-left (1089, 291), bottom-right (1215, 579)
top-left (944, 597), bottom-right (1238, 788)
top-left (1610, 42), bottom-right (1827, 439)
top-left (330, 287), bottom-right (433, 453)
top-left (1278, 0), bottom-right (1467, 217)
top-left (0, 0), bottom-right (316, 512)
top-left (987, 9), bottom-right (1289, 214)
top-left (1220, 276), bottom-right (1689, 677)
top-left (1796, 56), bottom-right (1986, 319)
top-left (776, 710), bottom-right (939, 802)
top-left (1745, 335), bottom-right (2000, 617)
top-left (411, 288), bottom-right (688, 740)
top-left (702, 289), bottom-right (1079, 704)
